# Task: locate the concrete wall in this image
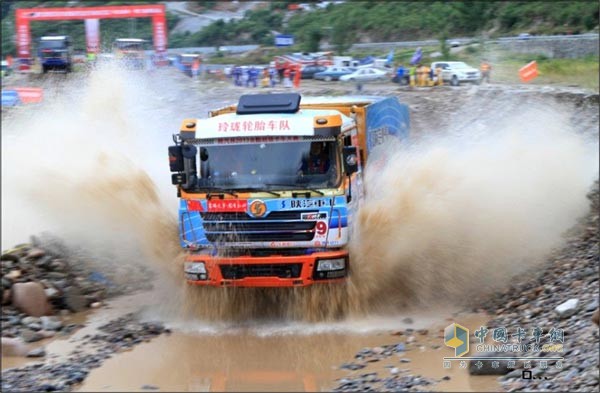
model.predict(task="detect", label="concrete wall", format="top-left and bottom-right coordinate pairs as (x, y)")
top-left (494, 36), bottom-right (598, 59)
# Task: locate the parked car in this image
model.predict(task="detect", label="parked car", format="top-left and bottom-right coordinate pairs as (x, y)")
top-left (301, 65), bottom-right (327, 79)
top-left (430, 61), bottom-right (481, 86)
top-left (339, 67), bottom-right (388, 82)
top-left (314, 66), bottom-right (355, 81)
top-left (518, 33), bottom-right (532, 40)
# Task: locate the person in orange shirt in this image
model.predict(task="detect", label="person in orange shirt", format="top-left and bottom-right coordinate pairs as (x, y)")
top-left (480, 59), bottom-right (492, 83)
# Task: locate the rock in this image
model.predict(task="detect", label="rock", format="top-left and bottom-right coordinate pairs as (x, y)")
top-left (11, 282), bottom-right (53, 317)
top-left (1, 252), bottom-right (21, 262)
top-left (20, 328), bottom-right (44, 343)
top-left (41, 316), bottom-right (63, 331)
top-left (90, 301), bottom-right (103, 309)
top-left (26, 248), bottom-right (46, 259)
top-left (1, 337), bottom-right (30, 356)
top-left (372, 346), bottom-right (385, 354)
top-left (417, 329), bottom-right (429, 335)
top-left (399, 358), bottom-right (411, 363)
top-left (44, 287), bottom-right (60, 300)
top-left (63, 286), bottom-right (87, 312)
top-left (395, 343), bottom-right (406, 352)
top-left (592, 309), bottom-right (599, 325)
top-left (406, 335), bottom-right (416, 344)
top-left (39, 330), bottom-right (56, 339)
top-left (402, 317), bottom-right (414, 324)
top-left (390, 367), bottom-right (400, 375)
top-left (141, 385), bottom-right (159, 391)
top-left (3, 288), bottom-right (11, 305)
top-left (6, 270), bottom-right (22, 280)
top-left (585, 299), bottom-right (599, 312)
top-left (26, 347), bottom-right (46, 357)
top-left (22, 316), bottom-right (42, 326)
top-left (555, 299), bottom-right (579, 318)
top-left (27, 323), bottom-right (42, 331)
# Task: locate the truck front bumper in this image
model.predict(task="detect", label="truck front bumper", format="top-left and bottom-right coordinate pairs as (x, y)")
top-left (184, 250), bottom-right (349, 287)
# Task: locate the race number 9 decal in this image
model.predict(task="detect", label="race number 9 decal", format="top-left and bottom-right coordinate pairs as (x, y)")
top-left (316, 221), bottom-right (328, 235)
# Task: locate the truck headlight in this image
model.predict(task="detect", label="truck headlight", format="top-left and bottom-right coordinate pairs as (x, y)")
top-left (316, 258), bottom-right (346, 271)
top-left (184, 262), bottom-right (206, 274)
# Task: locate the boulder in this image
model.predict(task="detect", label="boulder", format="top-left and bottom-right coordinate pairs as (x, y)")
top-left (593, 308), bottom-right (599, 325)
top-left (63, 286), bottom-right (87, 312)
top-left (555, 299), bottom-right (579, 319)
top-left (11, 282), bottom-right (53, 317)
top-left (1, 337), bottom-right (30, 356)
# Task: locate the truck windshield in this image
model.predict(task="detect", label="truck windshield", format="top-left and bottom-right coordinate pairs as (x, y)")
top-left (40, 40), bottom-right (67, 50)
top-left (197, 140), bottom-right (340, 190)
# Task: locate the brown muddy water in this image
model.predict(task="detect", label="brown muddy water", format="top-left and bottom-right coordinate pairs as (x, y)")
top-left (91, 295), bottom-right (499, 392)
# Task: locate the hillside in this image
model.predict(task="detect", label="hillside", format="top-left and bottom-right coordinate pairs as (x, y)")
top-left (1, 1), bottom-right (598, 55)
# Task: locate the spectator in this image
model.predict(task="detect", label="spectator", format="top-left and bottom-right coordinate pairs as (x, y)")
top-left (480, 59), bottom-right (492, 83)
top-left (283, 67), bottom-right (292, 88)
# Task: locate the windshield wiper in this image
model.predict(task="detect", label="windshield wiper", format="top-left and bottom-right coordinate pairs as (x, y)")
top-left (202, 188), bottom-right (239, 199)
top-left (232, 187), bottom-right (281, 197)
top-left (265, 183), bottom-right (325, 196)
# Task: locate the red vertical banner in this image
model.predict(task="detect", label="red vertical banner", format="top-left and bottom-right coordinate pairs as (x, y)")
top-left (15, 10), bottom-right (31, 70)
top-left (152, 13), bottom-right (167, 54)
top-left (84, 19), bottom-right (100, 54)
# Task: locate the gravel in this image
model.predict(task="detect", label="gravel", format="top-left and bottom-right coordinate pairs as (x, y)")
top-left (479, 181), bottom-right (599, 392)
top-left (1, 313), bottom-right (169, 392)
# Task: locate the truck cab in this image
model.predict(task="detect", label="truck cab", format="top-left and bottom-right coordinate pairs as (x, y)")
top-left (168, 93), bottom-right (409, 288)
top-left (38, 36), bottom-right (73, 73)
top-left (112, 38), bottom-right (147, 70)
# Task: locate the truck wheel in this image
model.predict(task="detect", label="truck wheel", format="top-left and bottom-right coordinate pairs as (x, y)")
top-left (66, 65), bottom-right (72, 73)
top-left (325, 76), bottom-right (332, 82)
top-left (42, 66), bottom-right (48, 74)
top-left (451, 75), bottom-right (459, 86)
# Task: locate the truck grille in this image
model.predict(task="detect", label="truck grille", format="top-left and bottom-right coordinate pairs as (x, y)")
top-left (220, 263), bottom-right (303, 279)
top-left (200, 210), bottom-right (319, 243)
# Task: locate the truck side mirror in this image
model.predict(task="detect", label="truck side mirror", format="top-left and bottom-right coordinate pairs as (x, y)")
top-left (343, 146), bottom-right (359, 175)
top-left (168, 145), bottom-right (184, 172)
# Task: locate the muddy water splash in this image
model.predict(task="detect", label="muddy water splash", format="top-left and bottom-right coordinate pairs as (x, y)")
top-left (2, 66), bottom-right (598, 323)
top-left (347, 103), bottom-right (599, 315)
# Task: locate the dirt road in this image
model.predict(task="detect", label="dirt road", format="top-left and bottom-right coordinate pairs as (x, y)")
top-left (1, 65), bottom-right (598, 392)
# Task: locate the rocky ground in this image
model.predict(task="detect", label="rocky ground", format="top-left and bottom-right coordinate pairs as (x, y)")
top-left (1, 234), bottom-right (160, 392)
top-left (331, 182), bottom-right (599, 392)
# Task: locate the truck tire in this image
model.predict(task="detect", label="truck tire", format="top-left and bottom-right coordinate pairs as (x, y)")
top-left (451, 75), bottom-right (459, 86)
top-left (42, 65), bottom-right (48, 74)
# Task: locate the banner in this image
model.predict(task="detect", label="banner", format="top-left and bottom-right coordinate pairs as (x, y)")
top-left (409, 47), bottom-right (422, 65)
top-left (84, 19), bottom-right (100, 54)
top-left (519, 61), bottom-right (538, 83)
top-left (15, 5), bottom-right (167, 65)
top-left (4, 87), bottom-right (44, 104)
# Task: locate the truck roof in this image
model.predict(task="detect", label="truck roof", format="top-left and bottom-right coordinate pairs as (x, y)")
top-left (300, 95), bottom-right (387, 105)
top-left (40, 36), bottom-right (68, 40)
top-left (115, 38), bottom-right (146, 42)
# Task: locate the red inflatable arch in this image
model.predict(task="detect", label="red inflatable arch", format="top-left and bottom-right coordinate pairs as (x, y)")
top-left (15, 4), bottom-right (167, 69)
